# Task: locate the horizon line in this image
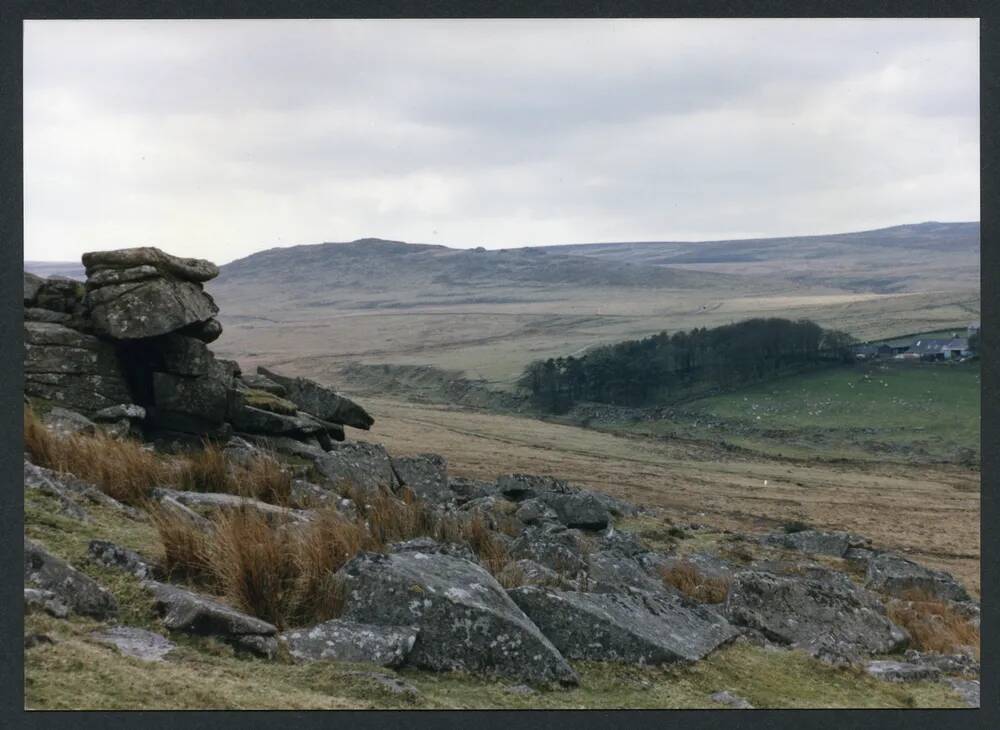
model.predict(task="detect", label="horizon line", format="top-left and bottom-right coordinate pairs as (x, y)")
top-left (23, 219), bottom-right (981, 265)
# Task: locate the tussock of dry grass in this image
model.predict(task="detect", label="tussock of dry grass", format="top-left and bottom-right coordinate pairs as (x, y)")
top-left (26, 408), bottom-right (294, 507)
top-left (357, 487), bottom-right (437, 545)
top-left (24, 406), bottom-right (59, 465)
top-left (152, 485), bottom-right (516, 628)
top-left (177, 443), bottom-right (293, 506)
top-left (175, 445), bottom-right (230, 492)
top-left (241, 454), bottom-right (293, 506)
top-left (150, 506), bottom-right (213, 580)
top-left (349, 484), bottom-right (514, 574)
top-left (153, 505), bottom-right (358, 628)
top-left (887, 589), bottom-right (980, 658)
top-left (207, 508), bottom-right (298, 625)
top-left (659, 560), bottom-right (731, 604)
top-left (494, 560), bottom-right (571, 591)
top-left (495, 562), bottom-right (527, 589)
top-left (25, 408), bottom-right (166, 505)
top-left (289, 508), bottom-right (366, 623)
top-left (448, 513), bottom-right (512, 576)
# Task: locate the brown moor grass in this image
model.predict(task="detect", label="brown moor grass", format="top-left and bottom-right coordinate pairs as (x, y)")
top-left (448, 512), bottom-right (512, 576)
top-left (24, 407), bottom-right (166, 505)
top-left (241, 454), bottom-right (294, 506)
top-left (207, 508), bottom-right (299, 626)
top-left (886, 589), bottom-right (980, 658)
top-left (659, 560), bottom-right (731, 604)
top-left (26, 408), bottom-right (293, 507)
top-left (175, 445), bottom-right (230, 493)
top-left (288, 508), bottom-right (370, 623)
top-left (153, 505), bottom-right (356, 627)
top-left (176, 443), bottom-right (293, 506)
top-left (150, 506), bottom-right (214, 580)
top-left (152, 485), bottom-right (516, 628)
top-left (359, 487), bottom-right (437, 544)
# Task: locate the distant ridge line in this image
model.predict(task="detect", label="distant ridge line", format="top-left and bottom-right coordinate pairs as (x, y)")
top-left (531, 221), bottom-right (980, 250)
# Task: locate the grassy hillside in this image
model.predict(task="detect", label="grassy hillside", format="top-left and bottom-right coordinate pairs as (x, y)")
top-left (600, 361), bottom-right (980, 463)
top-left (24, 470), bottom-right (968, 710)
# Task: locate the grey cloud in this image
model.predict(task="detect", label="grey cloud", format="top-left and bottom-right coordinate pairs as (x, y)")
top-left (24, 18), bottom-right (978, 263)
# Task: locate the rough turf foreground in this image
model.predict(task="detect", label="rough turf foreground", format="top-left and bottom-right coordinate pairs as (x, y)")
top-left (24, 445), bottom-right (976, 710)
top-left (25, 615), bottom-right (968, 710)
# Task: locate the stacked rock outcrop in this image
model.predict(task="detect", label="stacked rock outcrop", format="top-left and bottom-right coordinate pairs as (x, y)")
top-left (24, 247), bottom-right (372, 449)
top-left (82, 247), bottom-right (222, 341)
top-left (24, 319), bottom-right (133, 415)
top-left (80, 248), bottom-right (233, 441)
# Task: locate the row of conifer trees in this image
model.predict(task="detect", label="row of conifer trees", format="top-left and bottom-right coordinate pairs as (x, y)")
top-left (518, 317), bottom-right (855, 413)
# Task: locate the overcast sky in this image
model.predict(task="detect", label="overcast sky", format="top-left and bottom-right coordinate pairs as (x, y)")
top-left (24, 18), bottom-right (978, 264)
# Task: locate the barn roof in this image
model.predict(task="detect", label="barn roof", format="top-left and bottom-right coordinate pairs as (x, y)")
top-left (909, 338), bottom-right (950, 354)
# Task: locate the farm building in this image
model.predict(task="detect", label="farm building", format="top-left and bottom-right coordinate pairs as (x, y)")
top-left (945, 337), bottom-right (972, 359)
top-left (856, 332), bottom-right (974, 362)
top-left (907, 337), bottom-right (971, 361)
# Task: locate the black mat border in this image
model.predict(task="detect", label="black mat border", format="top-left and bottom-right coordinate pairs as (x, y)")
top-left (1, 2), bottom-right (995, 729)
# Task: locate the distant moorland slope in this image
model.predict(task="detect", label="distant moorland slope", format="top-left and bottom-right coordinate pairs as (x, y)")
top-left (24, 222), bottom-right (980, 386)
top-left (536, 222), bottom-right (980, 293)
top-left (216, 237), bottom-right (750, 305)
top-left (201, 223), bottom-right (979, 385)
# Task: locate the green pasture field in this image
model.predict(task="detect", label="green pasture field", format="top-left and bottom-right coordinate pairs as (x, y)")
top-left (602, 361), bottom-right (980, 463)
